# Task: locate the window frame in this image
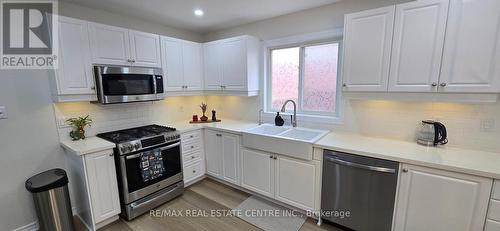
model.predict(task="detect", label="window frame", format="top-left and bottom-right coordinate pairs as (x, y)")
top-left (264, 35), bottom-right (344, 123)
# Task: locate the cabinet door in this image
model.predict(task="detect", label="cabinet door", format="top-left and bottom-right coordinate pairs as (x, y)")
top-left (88, 23), bottom-right (130, 65)
top-left (84, 151), bottom-right (121, 224)
top-left (129, 30), bottom-right (161, 68)
top-left (275, 156), bottom-right (320, 211)
top-left (439, 0), bottom-right (500, 92)
top-left (240, 148), bottom-right (274, 198)
top-left (204, 130), bottom-right (222, 178)
top-left (342, 6), bottom-right (395, 92)
top-left (57, 16), bottom-right (95, 95)
top-left (394, 164), bottom-right (492, 231)
top-left (203, 43), bottom-right (223, 90)
top-left (221, 39), bottom-right (246, 91)
top-left (388, 0), bottom-right (449, 92)
top-left (221, 133), bottom-right (240, 185)
top-left (182, 42), bottom-right (204, 91)
top-left (161, 39), bottom-right (184, 91)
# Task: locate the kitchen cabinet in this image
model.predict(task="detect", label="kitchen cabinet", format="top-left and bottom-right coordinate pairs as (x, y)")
top-left (204, 129), bottom-right (222, 178)
top-left (342, 6), bottom-right (395, 92)
top-left (240, 147), bottom-right (320, 211)
top-left (240, 148), bottom-right (275, 198)
top-left (388, 0), bottom-right (449, 92)
top-left (439, 0), bottom-right (500, 93)
top-left (52, 16), bottom-right (96, 102)
top-left (275, 155), bottom-right (320, 211)
top-left (394, 164), bottom-right (492, 231)
top-left (84, 150), bottom-right (121, 224)
top-left (203, 35), bottom-right (260, 95)
top-left (161, 37), bottom-right (203, 94)
top-left (204, 130), bottom-right (241, 185)
top-left (89, 22), bottom-right (160, 67)
top-left (129, 30), bottom-right (162, 68)
top-left (181, 130), bottom-right (205, 186)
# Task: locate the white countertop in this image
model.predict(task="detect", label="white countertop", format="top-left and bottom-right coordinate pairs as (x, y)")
top-left (315, 132), bottom-right (500, 179)
top-left (60, 136), bottom-right (115, 156)
top-left (59, 120), bottom-right (500, 179)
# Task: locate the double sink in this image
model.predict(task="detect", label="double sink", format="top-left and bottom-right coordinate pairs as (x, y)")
top-left (242, 124), bottom-right (329, 160)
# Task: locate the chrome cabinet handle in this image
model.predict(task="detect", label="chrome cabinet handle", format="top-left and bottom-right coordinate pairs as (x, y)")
top-left (193, 170), bottom-right (196, 173)
top-left (191, 156), bottom-right (195, 159)
top-left (109, 153), bottom-right (114, 157)
top-left (342, 83), bottom-right (347, 87)
top-left (402, 168), bottom-right (408, 173)
top-left (190, 145), bottom-right (194, 149)
top-left (216, 134), bottom-right (222, 137)
top-left (269, 155), bottom-right (273, 159)
top-left (273, 156), bottom-right (277, 160)
top-left (91, 86), bottom-right (96, 90)
top-left (324, 156), bottom-right (396, 173)
top-left (131, 59), bottom-right (136, 63)
top-left (431, 83), bottom-right (438, 87)
top-left (189, 135), bottom-right (194, 138)
top-left (440, 82), bottom-right (447, 87)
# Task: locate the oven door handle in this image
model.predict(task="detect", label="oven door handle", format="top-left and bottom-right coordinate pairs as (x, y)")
top-left (159, 142), bottom-right (181, 150)
top-left (125, 154), bottom-right (140, 160)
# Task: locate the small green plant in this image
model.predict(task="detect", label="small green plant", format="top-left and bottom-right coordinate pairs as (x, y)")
top-left (66, 115), bottom-right (92, 141)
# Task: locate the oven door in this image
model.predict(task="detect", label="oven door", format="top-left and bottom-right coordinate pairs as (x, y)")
top-left (94, 65), bottom-right (164, 104)
top-left (119, 141), bottom-right (183, 204)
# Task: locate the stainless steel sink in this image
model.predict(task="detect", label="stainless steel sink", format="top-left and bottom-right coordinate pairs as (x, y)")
top-left (242, 124), bottom-right (329, 160)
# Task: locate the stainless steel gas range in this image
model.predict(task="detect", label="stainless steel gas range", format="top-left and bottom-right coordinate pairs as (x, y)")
top-left (97, 125), bottom-right (184, 220)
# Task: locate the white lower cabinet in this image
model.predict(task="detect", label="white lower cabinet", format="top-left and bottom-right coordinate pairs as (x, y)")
top-left (181, 130), bottom-right (205, 185)
top-left (275, 156), bottom-right (320, 211)
top-left (394, 164), bottom-right (492, 231)
top-left (240, 147), bottom-right (320, 211)
top-left (84, 150), bottom-right (121, 224)
top-left (204, 130), bottom-right (241, 185)
top-left (240, 148), bottom-right (275, 198)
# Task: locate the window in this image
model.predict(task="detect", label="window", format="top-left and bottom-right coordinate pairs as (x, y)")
top-left (268, 42), bottom-right (341, 117)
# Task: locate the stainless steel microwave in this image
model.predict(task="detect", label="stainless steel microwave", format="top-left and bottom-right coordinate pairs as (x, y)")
top-left (94, 65), bottom-right (164, 104)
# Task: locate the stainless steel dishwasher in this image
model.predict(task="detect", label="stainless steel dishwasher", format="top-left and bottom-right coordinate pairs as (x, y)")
top-left (321, 150), bottom-right (399, 231)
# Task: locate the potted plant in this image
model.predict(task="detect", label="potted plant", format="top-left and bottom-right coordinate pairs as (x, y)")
top-left (66, 115), bottom-right (92, 141)
top-left (200, 103), bottom-right (208, 121)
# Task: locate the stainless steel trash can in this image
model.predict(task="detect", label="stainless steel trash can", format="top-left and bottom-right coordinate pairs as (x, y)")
top-left (25, 168), bottom-right (75, 231)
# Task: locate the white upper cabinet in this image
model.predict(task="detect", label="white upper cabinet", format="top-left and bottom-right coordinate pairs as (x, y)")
top-left (89, 23), bottom-right (130, 66)
top-left (182, 42), bottom-right (203, 91)
top-left (439, 0), bottom-right (500, 92)
top-left (203, 43), bottom-right (223, 90)
top-left (221, 39), bottom-right (246, 91)
top-left (55, 16), bottom-right (95, 97)
top-left (388, 0), bottom-right (449, 92)
top-left (203, 35), bottom-right (260, 95)
top-left (129, 30), bottom-right (161, 68)
top-left (342, 6), bottom-right (395, 92)
top-left (89, 23), bottom-right (160, 67)
top-left (161, 37), bottom-right (203, 93)
top-left (394, 164), bottom-right (492, 231)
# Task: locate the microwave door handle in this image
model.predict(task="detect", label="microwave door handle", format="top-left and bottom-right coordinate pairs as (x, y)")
top-left (152, 74), bottom-right (157, 95)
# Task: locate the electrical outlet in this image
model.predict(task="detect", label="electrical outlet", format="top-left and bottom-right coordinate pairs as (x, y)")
top-left (0, 106), bottom-right (7, 119)
top-left (480, 118), bottom-right (496, 132)
top-left (57, 117), bottom-right (70, 128)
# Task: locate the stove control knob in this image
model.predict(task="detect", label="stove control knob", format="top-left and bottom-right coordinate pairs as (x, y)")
top-left (134, 143), bottom-right (140, 150)
top-left (120, 146), bottom-right (127, 153)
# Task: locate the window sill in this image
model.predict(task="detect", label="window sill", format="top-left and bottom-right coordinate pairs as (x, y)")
top-left (262, 111), bottom-right (343, 125)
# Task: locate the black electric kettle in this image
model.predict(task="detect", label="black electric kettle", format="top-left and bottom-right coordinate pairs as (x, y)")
top-left (416, 120), bottom-right (448, 146)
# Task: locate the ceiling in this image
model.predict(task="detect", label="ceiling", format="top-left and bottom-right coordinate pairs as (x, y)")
top-left (61, 0), bottom-right (342, 33)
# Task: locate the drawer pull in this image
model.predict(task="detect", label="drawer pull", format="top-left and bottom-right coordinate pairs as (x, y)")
top-left (193, 170), bottom-right (196, 173)
top-left (190, 135), bottom-right (194, 138)
top-left (191, 145), bottom-right (194, 149)
top-left (191, 156), bottom-right (195, 159)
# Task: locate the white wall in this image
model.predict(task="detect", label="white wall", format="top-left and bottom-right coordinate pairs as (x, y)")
top-left (59, 1), bottom-right (203, 42)
top-left (0, 70), bottom-right (66, 231)
top-left (203, 0), bottom-right (412, 41)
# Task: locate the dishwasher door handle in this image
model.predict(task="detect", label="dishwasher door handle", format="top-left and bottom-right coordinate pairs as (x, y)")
top-left (324, 156), bottom-right (396, 173)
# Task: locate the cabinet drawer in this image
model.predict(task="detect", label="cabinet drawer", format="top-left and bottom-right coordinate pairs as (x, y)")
top-left (493, 180), bottom-right (500, 200)
top-left (489, 199), bottom-right (500, 221)
top-left (184, 161), bottom-right (204, 182)
top-left (485, 219), bottom-right (500, 231)
top-left (182, 141), bottom-right (202, 153)
top-left (183, 150), bottom-right (202, 164)
top-left (182, 130), bottom-right (202, 143)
